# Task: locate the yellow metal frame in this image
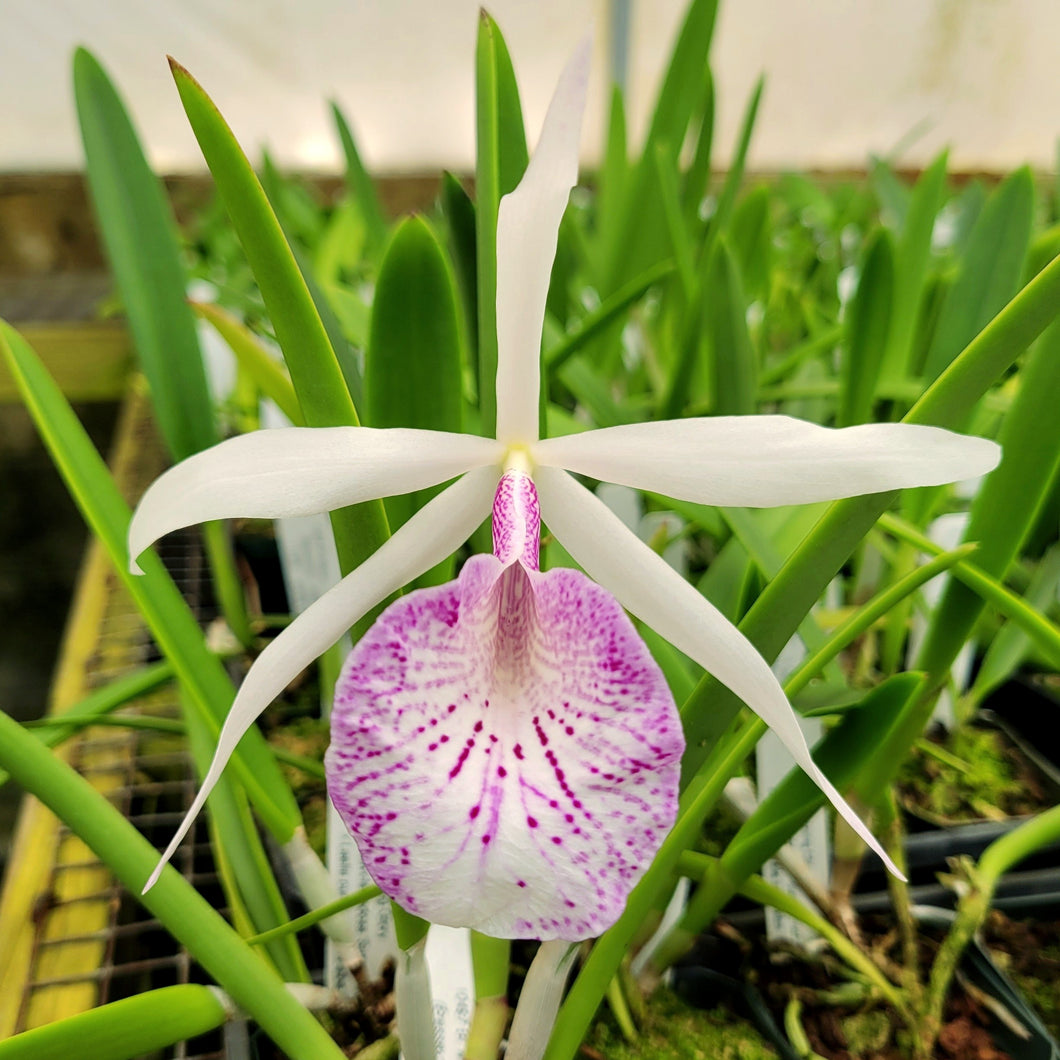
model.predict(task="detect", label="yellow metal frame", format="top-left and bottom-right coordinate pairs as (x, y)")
top-left (0, 388), bottom-right (167, 1036)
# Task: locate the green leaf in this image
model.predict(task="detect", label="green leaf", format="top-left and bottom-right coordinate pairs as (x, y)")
top-left (330, 99), bottom-right (389, 253)
top-left (190, 301), bottom-right (303, 425)
top-left (168, 58), bottom-right (389, 583)
top-left (474, 10), bottom-right (529, 435)
top-left (839, 227), bottom-right (895, 426)
top-left (0, 321), bottom-right (300, 842)
top-left (706, 75), bottom-right (764, 251)
top-left (705, 238), bottom-right (756, 415)
top-left (544, 259), bottom-right (676, 372)
top-left (916, 315), bottom-right (1060, 677)
top-left (965, 543), bottom-right (1060, 709)
top-left (312, 200), bottom-right (367, 286)
top-left (366, 216), bottom-right (463, 581)
top-left (870, 154), bottom-right (911, 231)
top-left (640, 0), bottom-right (720, 170)
top-left (441, 172), bottom-right (480, 382)
top-left (681, 68), bottom-right (715, 227)
top-left (321, 281), bottom-right (371, 349)
top-left (169, 62), bottom-right (347, 422)
top-left (728, 184), bottom-right (772, 301)
top-left (0, 986), bottom-right (227, 1060)
top-left (73, 48), bottom-right (216, 461)
top-left (678, 239), bottom-right (1060, 785)
top-left (880, 150), bottom-right (948, 384)
top-left (601, 0), bottom-right (719, 295)
top-left (922, 167), bottom-right (1035, 382)
top-left (880, 513), bottom-right (1060, 668)
top-left (594, 85), bottom-right (628, 281)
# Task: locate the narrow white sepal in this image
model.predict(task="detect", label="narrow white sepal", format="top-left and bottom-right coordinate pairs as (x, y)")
top-left (505, 940), bottom-right (579, 1060)
top-left (141, 467), bottom-right (498, 893)
top-left (533, 417), bottom-right (1001, 507)
top-left (396, 937), bottom-right (437, 1060)
top-left (494, 32), bottom-right (591, 447)
top-left (128, 427), bottom-right (501, 572)
top-left (535, 467), bottom-right (905, 880)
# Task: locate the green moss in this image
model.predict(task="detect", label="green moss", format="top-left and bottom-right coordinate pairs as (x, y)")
top-left (840, 1007), bottom-right (893, 1055)
top-left (267, 715), bottom-right (329, 797)
top-left (897, 724), bottom-right (1040, 822)
top-left (585, 988), bottom-right (779, 1060)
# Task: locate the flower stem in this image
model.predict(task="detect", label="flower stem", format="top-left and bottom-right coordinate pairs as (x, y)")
top-left (244, 884), bottom-right (382, 948)
top-left (466, 933), bottom-right (510, 1060)
top-left (201, 519), bottom-right (253, 647)
top-left (507, 941), bottom-right (578, 1060)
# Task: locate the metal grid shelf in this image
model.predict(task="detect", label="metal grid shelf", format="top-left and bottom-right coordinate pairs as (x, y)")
top-left (0, 388), bottom-right (237, 1059)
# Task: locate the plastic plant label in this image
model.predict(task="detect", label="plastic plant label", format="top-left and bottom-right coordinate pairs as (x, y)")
top-left (758, 635), bottom-right (831, 948)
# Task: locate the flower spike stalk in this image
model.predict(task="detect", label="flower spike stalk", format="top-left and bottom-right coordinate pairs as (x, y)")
top-left (131, 32), bottom-right (1000, 937)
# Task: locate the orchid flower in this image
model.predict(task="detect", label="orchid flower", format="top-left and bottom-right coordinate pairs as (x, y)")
top-left (130, 37), bottom-right (1000, 939)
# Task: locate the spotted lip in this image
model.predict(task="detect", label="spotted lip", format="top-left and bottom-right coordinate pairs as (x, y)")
top-left (325, 471), bottom-right (683, 940)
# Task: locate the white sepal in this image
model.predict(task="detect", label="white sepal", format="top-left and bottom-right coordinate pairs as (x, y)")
top-left (494, 33), bottom-right (591, 447)
top-left (535, 466), bottom-right (904, 879)
top-left (129, 426), bottom-right (501, 571)
top-left (533, 417), bottom-right (1000, 507)
top-left (141, 466), bottom-right (498, 892)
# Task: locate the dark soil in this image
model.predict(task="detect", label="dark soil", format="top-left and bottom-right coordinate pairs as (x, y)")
top-left (681, 911), bottom-right (1060, 1060)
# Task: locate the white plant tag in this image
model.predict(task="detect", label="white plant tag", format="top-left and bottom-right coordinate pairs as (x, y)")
top-left (326, 798), bottom-right (398, 988)
top-left (758, 635), bottom-right (831, 947)
top-left (426, 927), bottom-right (474, 1059)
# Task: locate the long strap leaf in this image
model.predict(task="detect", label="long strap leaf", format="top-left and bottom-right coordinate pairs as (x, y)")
top-left (168, 59), bottom-right (390, 580)
top-left (74, 48), bottom-right (216, 461)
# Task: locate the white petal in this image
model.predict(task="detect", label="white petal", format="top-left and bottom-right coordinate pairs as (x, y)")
top-left (141, 466), bottom-right (498, 892)
top-left (535, 466), bottom-right (904, 878)
top-left (533, 417), bottom-right (1000, 506)
top-left (495, 33), bottom-right (591, 447)
top-left (128, 427), bottom-right (502, 572)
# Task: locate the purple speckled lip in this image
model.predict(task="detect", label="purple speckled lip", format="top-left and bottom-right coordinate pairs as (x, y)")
top-left (325, 471), bottom-right (683, 940)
